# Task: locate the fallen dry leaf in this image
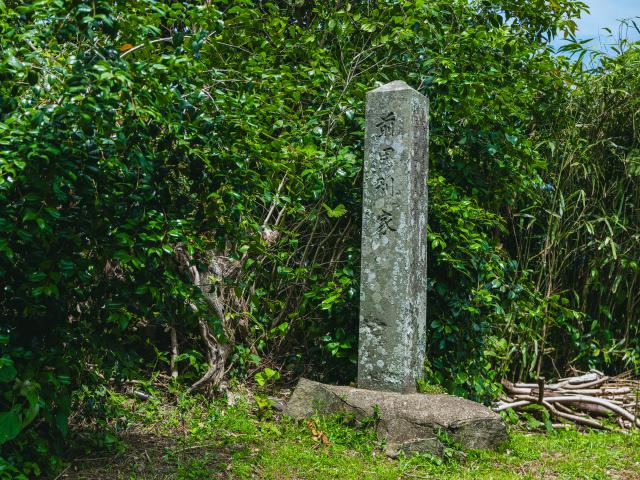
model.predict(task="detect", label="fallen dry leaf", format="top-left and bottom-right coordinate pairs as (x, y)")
top-left (306, 421), bottom-right (330, 446)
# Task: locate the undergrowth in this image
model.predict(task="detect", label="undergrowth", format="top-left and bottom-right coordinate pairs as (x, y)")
top-left (52, 387), bottom-right (640, 480)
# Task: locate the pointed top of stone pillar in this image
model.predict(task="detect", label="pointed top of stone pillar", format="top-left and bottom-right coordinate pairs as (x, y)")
top-left (368, 80), bottom-right (416, 95)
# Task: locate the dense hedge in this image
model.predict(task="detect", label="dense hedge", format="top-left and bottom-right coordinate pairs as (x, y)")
top-left (0, 0), bottom-right (638, 477)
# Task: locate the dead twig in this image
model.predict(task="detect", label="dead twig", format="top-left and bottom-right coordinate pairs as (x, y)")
top-left (495, 371), bottom-right (639, 430)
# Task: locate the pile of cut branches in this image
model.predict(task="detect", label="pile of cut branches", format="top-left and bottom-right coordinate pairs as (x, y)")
top-left (494, 371), bottom-right (640, 430)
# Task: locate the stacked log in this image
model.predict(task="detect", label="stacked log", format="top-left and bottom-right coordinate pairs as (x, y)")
top-left (493, 370), bottom-right (640, 430)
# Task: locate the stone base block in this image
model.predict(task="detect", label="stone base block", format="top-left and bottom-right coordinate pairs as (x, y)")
top-left (283, 378), bottom-right (507, 457)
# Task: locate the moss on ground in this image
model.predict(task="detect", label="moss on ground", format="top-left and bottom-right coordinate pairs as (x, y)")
top-left (57, 390), bottom-right (640, 480)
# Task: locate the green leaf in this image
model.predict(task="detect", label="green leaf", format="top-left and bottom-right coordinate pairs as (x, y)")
top-left (55, 411), bottom-right (69, 437)
top-left (322, 203), bottom-right (347, 218)
top-left (255, 372), bottom-right (266, 387)
top-left (0, 407), bottom-right (22, 445)
top-left (360, 22), bottom-right (376, 32)
top-left (0, 357), bottom-right (16, 383)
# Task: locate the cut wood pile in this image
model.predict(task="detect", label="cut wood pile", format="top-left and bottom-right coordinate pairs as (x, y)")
top-left (494, 370), bottom-right (640, 430)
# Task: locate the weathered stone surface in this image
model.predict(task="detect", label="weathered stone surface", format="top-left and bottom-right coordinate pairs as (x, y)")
top-left (284, 379), bottom-right (507, 457)
top-left (358, 80), bottom-right (429, 393)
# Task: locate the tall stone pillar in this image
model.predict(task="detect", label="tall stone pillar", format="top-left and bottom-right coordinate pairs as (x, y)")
top-left (357, 80), bottom-right (429, 393)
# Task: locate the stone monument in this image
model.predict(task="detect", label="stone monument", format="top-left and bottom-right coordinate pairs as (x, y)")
top-left (284, 81), bottom-right (506, 457)
top-left (358, 80), bottom-right (429, 393)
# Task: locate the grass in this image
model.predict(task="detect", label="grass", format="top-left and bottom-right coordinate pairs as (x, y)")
top-left (56, 387), bottom-right (640, 480)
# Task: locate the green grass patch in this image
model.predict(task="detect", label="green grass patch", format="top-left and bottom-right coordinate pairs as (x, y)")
top-left (58, 390), bottom-right (640, 479)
